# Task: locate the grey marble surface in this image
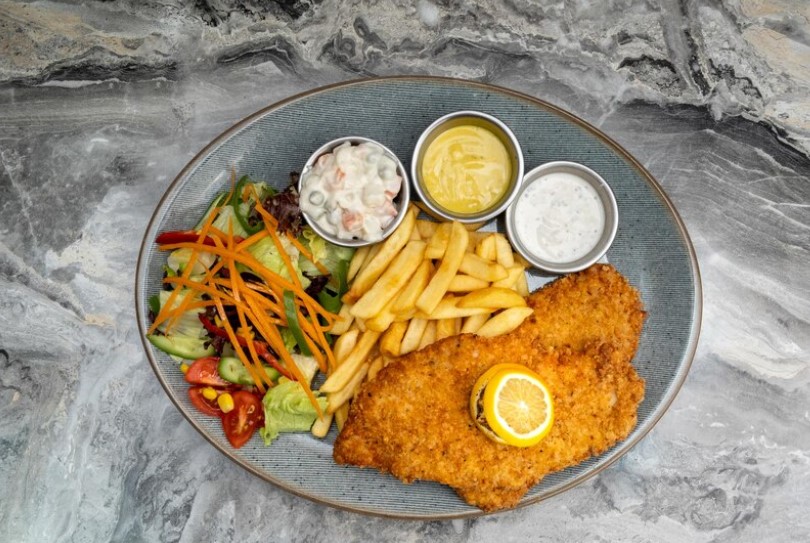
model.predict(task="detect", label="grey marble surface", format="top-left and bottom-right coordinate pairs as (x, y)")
top-left (1, 1), bottom-right (808, 541)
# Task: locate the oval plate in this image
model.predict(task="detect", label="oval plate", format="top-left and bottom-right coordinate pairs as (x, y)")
top-left (135, 76), bottom-right (702, 519)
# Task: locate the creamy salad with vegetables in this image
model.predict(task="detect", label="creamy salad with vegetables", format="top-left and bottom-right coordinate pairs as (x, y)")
top-left (300, 141), bottom-right (402, 242)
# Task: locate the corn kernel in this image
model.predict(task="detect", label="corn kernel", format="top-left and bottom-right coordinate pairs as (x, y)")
top-left (202, 387), bottom-right (218, 401)
top-left (180, 363), bottom-right (190, 374)
top-left (217, 393), bottom-right (235, 413)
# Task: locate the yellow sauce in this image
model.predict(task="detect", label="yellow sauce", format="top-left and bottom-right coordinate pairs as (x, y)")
top-left (420, 125), bottom-right (512, 214)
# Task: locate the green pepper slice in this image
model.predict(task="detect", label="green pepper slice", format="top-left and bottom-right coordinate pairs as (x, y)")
top-left (230, 176), bottom-right (265, 235)
top-left (283, 290), bottom-right (312, 356)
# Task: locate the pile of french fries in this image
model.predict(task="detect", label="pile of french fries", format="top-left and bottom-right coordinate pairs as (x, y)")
top-left (311, 205), bottom-right (533, 437)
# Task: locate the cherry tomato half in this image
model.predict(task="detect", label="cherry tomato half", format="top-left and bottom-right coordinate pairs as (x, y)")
top-left (222, 391), bottom-right (264, 448)
top-left (185, 356), bottom-right (228, 387)
top-left (188, 387), bottom-right (222, 417)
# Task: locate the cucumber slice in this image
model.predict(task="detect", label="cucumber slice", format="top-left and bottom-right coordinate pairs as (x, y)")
top-left (217, 356), bottom-right (280, 386)
top-left (147, 334), bottom-right (214, 359)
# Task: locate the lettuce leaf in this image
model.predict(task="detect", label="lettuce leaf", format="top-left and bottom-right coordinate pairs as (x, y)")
top-left (246, 236), bottom-right (309, 289)
top-left (259, 378), bottom-right (327, 445)
top-left (298, 226), bottom-right (355, 279)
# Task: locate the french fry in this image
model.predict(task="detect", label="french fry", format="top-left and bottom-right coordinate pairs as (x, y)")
top-left (464, 221), bottom-right (487, 232)
top-left (458, 253), bottom-right (508, 282)
top-left (333, 328), bottom-right (359, 365)
top-left (400, 317), bottom-right (428, 355)
top-left (515, 270), bottom-right (530, 297)
top-left (475, 234), bottom-right (497, 261)
top-left (328, 362), bottom-right (369, 413)
top-left (343, 208), bottom-right (416, 303)
top-left (457, 287), bottom-right (527, 309)
top-left (357, 242), bottom-right (382, 275)
top-left (425, 222), bottom-right (451, 260)
top-left (393, 308), bottom-right (416, 322)
top-left (476, 307), bottom-right (534, 337)
top-left (494, 234), bottom-right (515, 267)
top-left (447, 274), bottom-right (490, 293)
top-left (347, 246), bottom-right (370, 282)
top-left (392, 260), bottom-right (431, 315)
top-left (435, 318), bottom-right (457, 341)
top-left (335, 403), bottom-right (350, 431)
top-left (468, 231), bottom-right (492, 246)
top-left (419, 296), bottom-right (491, 320)
top-left (327, 210), bottom-right (538, 430)
top-left (367, 355), bottom-right (385, 381)
top-left (417, 320), bottom-right (437, 350)
top-left (416, 222), bottom-right (469, 314)
top-left (330, 303), bottom-right (354, 335)
top-left (320, 329), bottom-right (381, 392)
top-left (492, 265), bottom-right (525, 290)
top-left (416, 219), bottom-right (439, 239)
top-left (364, 294), bottom-right (399, 333)
top-left (311, 413), bottom-right (334, 438)
top-left (461, 312), bottom-right (490, 334)
top-left (380, 321), bottom-right (408, 357)
top-left (513, 251), bottom-right (532, 267)
top-left (350, 240), bottom-right (426, 319)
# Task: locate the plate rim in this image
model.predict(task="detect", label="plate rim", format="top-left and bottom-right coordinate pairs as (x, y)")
top-left (135, 75), bottom-right (703, 519)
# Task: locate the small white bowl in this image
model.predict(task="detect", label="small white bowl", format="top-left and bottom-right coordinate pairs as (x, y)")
top-left (298, 136), bottom-right (411, 248)
top-left (505, 161), bottom-right (618, 274)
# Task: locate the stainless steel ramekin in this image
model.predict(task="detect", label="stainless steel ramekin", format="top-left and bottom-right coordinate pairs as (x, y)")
top-left (411, 111), bottom-right (524, 224)
top-left (505, 161), bottom-right (618, 274)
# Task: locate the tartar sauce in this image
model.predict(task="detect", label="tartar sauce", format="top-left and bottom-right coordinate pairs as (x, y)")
top-left (514, 171), bottom-right (605, 263)
top-left (300, 141), bottom-right (402, 242)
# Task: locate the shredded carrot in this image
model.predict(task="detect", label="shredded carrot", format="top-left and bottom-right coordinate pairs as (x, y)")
top-left (242, 292), bottom-right (322, 417)
top-left (258, 216), bottom-right (331, 373)
top-left (224, 223), bottom-right (274, 390)
top-left (229, 225), bottom-right (280, 389)
top-left (158, 242), bottom-right (337, 323)
top-left (161, 256), bottom-right (226, 335)
top-left (152, 190), bottom-right (337, 414)
top-left (163, 276), bottom-right (256, 314)
top-left (214, 297), bottom-right (266, 395)
top-left (148, 207), bottom-right (224, 335)
top-left (153, 300), bottom-right (216, 323)
top-left (236, 229), bottom-right (269, 251)
top-left (285, 233), bottom-right (330, 276)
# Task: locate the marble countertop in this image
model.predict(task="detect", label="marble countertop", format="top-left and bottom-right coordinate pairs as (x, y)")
top-left (1, 1), bottom-right (808, 541)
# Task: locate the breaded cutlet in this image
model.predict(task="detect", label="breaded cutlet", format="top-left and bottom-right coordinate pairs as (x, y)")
top-left (333, 264), bottom-right (646, 511)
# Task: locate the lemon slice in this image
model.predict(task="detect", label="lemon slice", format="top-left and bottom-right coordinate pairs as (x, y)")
top-left (470, 364), bottom-right (553, 447)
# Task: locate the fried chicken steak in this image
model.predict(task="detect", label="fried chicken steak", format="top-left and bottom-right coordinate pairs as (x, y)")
top-left (333, 264), bottom-right (646, 511)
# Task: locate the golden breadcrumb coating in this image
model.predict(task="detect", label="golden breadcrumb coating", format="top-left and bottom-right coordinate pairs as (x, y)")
top-left (333, 264), bottom-right (646, 511)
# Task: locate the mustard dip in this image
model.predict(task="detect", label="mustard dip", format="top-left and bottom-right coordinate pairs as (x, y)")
top-left (420, 125), bottom-right (512, 214)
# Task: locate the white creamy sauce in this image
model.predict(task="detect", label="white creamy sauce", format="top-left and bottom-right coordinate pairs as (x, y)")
top-left (514, 171), bottom-right (605, 263)
top-left (299, 142), bottom-right (401, 242)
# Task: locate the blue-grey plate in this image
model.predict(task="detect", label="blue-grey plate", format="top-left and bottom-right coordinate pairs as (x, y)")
top-left (135, 77), bottom-right (701, 518)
